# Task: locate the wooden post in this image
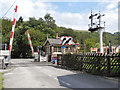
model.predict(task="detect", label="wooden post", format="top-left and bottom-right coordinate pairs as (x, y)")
top-left (57, 55), bottom-right (59, 65)
top-left (80, 55), bottom-right (83, 71)
top-left (61, 54), bottom-right (63, 67)
top-left (97, 54), bottom-right (101, 75)
top-left (107, 55), bottom-right (111, 76)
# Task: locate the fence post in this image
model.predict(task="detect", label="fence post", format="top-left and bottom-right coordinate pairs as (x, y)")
top-left (107, 55), bottom-right (111, 76)
top-left (57, 55), bottom-right (59, 65)
top-left (96, 54), bottom-right (100, 75)
top-left (80, 54), bottom-right (83, 71)
top-left (61, 54), bottom-right (64, 67)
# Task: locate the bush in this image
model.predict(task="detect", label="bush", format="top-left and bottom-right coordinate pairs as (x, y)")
top-left (0, 73), bottom-right (3, 90)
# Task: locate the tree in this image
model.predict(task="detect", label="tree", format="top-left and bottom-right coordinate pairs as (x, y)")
top-left (85, 39), bottom-right (96, 52)
top-left (18, 16), bottom-right (23, 23)
top-left (44, 13), bottom-right (57, 30)
top-left (1, 14), bottom-right (119, 57)
top-left (2, 19), bottom-right (12, 36)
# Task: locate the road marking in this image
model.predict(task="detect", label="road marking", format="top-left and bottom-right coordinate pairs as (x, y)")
top-left (65, 82), bottom-right (71, 86)
top-left (35, 67), bottom-right (42, 69)
top-left (4, 73), bottom-right (13, 75)
top-left (48, 75), bottom-right (52, 77)
top-left (54, 78), bottom-right (58, 80)
top-left (59, 80), bottom-right (71, 86)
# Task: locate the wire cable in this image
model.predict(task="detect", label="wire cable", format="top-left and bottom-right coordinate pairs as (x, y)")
top-left (2, 0), bottom-right (17, 18)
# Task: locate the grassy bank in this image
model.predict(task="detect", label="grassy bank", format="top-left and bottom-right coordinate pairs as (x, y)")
top-left (0, 73), bottom-right (3, 90)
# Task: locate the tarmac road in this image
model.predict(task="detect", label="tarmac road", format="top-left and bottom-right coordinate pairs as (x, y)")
top-left (2, 59), bottom-right (120, 89)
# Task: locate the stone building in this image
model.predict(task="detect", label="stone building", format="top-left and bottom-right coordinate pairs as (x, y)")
top-left (44, 33), bottom-right (77, 62)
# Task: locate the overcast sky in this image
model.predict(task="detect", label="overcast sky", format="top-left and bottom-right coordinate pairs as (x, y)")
top-left (0, 0), bottom-right (118, 33)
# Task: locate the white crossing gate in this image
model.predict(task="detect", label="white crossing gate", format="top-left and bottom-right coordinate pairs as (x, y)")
top-left (9, 5), bottom-right (18, 54)
top-left (27, 30), bottom-right (35, 56)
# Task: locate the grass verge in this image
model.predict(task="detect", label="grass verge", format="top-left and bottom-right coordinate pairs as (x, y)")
top-left (0, 73), bottom-right (3, 90)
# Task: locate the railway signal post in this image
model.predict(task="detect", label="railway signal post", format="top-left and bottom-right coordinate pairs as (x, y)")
top-left (88, 10), bottom-right (105, 54)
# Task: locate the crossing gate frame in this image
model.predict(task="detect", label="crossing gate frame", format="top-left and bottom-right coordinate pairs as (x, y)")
top-left (60, 36), bottom-right (73, 45)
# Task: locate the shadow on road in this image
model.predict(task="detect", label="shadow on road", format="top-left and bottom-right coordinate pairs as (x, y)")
top-left (8, 59), bottom-right (52, 68)
top-left (1, 59), bottom-right (120, 89)
top-left (11, 62), bottom-right (52, 67)
top-left (57, 73), bottom-right (119, 89)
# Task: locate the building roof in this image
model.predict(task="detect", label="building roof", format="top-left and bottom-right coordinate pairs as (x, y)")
top-left (44, 38), bottom-right (75, 46)
top-left (47, 38), bottom-right (61, 45)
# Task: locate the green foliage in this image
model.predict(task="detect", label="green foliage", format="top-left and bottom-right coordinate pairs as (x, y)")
top-left (1, 14), bottom-right (119, 58)
top-left (85, 39), bottom-right (95, 52)
top-left (44, 13), bottom-right (57, 30)
top-left (0, 73), bottom-right (3, 90)
top-left (2, 19), bottom-right (12, 36)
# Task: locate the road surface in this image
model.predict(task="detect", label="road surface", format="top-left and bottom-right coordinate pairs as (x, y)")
top-left (2, 59), bottom-right (120, 88)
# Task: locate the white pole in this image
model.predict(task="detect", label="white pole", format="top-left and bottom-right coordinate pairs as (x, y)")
top-left (99, 29), bottom-right (103, 53)
top-left (9, 5), bottom-right (18, 57)
top-left (27, 30), bottom-right (34, 56)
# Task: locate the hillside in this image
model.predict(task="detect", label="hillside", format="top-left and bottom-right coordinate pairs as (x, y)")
top-left (1, 13), bottom-right (119, 57)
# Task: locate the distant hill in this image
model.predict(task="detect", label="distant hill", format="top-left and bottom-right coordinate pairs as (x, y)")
top-left (1, 14), bottom-right (119, 57)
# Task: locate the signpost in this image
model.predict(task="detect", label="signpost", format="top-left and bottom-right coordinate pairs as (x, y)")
top-left (61, 36), bottom-right (73, 54)
top-left (62, 46), bottom-right (65, 54)
top-left (38, 46), bottom-right (42, 62)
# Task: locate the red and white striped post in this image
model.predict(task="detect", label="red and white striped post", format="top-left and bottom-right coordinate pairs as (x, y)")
top-left (9, 5), bottom-right (18, 55)
top-left (27, 30), bottom-right (35, 56)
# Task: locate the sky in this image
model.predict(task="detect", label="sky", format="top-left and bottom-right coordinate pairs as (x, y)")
top-left (0, 0), bottom-right (119, 33)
